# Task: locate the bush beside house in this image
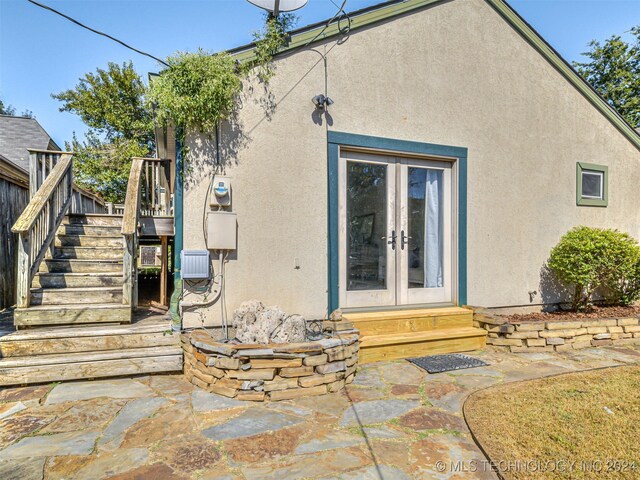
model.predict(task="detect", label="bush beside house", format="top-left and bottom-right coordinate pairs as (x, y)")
top-left (548, 226), bottom-right (640, 311)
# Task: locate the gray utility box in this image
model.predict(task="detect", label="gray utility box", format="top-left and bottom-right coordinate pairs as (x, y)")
top-left (181, 250), bottom-right (210, 279)
top-left (207, 211), bottom-right (237, 250)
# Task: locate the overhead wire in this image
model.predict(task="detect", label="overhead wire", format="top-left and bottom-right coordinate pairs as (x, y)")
top-left (302, 0), bottom-right (351, 48)
top-left (26, 0), bottom-right (170, 67)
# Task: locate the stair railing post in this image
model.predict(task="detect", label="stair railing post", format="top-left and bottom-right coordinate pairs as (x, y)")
top-left (29, 152), bottom-right (38, 199)
top-left (15, 232), bottom-right (31, 309)
top-left (123, 234), bottom-right (134, 307)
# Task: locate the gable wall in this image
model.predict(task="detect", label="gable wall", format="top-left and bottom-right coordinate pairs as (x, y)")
top-left (183, 0), bottom-right (640, 326)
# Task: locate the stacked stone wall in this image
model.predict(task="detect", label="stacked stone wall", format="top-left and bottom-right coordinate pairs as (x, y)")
top-left (182, 330), bottom-right (359, 401)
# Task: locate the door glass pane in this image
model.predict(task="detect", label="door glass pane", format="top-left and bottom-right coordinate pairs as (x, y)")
top-left (581, 171), bottom-right (603, 199)
top-left (408, 168), bottom-right (443, 289)
top-left (346, 161), bottom-right (387, 291)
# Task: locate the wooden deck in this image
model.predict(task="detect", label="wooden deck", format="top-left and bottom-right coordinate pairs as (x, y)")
top-left (343, 307), bottom-right (487, 364)
top-left (0, 310), bottom-right (182, 386)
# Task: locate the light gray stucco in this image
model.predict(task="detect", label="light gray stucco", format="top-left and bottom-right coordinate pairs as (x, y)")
top-left (183, 0), bottom-right (640, 327)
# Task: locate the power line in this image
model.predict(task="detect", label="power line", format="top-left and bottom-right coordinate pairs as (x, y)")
top-left (27, 0), bottom-right (170, 67)
top-left (302, 0), bottom-right (350, 48)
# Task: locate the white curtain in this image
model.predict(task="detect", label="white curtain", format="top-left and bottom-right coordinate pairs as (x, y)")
top-left (423, 169), bottom-right (443, 288)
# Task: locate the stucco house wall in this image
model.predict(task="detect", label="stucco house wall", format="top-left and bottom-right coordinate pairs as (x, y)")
top-left (182, 0), bottom-right (640, 327)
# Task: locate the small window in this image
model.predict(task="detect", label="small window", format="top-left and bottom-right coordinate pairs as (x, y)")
top-left (577, 162), bottom-right (608, 207)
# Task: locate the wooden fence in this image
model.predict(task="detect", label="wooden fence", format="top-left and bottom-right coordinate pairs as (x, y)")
top-left (0, 164), bottom-right (29, 309)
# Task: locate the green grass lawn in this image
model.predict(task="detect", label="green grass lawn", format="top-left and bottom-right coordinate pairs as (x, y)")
top-left (464, 365), bottom-right (640, 479)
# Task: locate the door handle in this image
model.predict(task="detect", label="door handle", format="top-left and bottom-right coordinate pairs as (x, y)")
top-left (387, 230), bottom-right (397, 250)
top-left (401, 230), bottom-right (412, 250)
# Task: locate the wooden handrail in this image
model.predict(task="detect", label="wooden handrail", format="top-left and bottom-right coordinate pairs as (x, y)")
top-left (11, 154), bottom-right (75, 308)
top-left (12, 155), bottom-right (73, 234)
top-left (121, 158), bottom-right (145, 236)
top-left (120, 157), bottom-right (172, 308)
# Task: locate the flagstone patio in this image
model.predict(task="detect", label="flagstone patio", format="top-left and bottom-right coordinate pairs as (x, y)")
top-left (1, 344), bottom-right (639, 479)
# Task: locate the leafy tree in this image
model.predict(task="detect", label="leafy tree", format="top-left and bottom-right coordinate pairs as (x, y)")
top-left (574, 26), bottom-right (640, 128)
top-left (0, 99), bottom-right (33, 118)
top-left (0, 99), bottom-right (16, 115)
top-left (53, 61), bottom-right (153, 144)
top-left (53, 62), bottom-right (154, 202)
top-left (66, 132), bottom-right (147, 203)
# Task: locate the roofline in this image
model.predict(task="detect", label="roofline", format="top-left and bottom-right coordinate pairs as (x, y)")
top-left (486, 0), bottom-right (640, 150)
top-left (151, 0), bottom-right (640, 150)
top-left (228, 0), bottom-right (437, 60)
top-left (0, 114), bottom-right (62, 150)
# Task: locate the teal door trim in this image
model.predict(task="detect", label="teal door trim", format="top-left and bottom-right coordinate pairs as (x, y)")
top-left (327, 131), bottom-right (468, 314)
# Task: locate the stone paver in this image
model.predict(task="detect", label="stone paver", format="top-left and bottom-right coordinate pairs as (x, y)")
top-left (202, 408), bottom-right (304, 441)
top-left (0, 343), bottom-right (638, 479)
top-left (0, 457), bottom-right (46, 480)
top-left (45, 379), bottom-right (153, 405)
top-left (191, 389), bottom-right (246, 412)
top-left (339, 399), bottom-right (421, 426)
top-left (97, 397), bottom-right (168, 451)
top-left (0, 402), bottom-right (26, 420)
top-left (0, 430), bottom-right (101, 459)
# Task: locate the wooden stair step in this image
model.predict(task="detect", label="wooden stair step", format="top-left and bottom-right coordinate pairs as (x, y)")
top-left (34, 272), bottom-right (122, 289)
top-left (343, 307), bottom-right (474, 336)
top-left (30, 286), bottom-right (123, 305)
top-left (0, 346), bottom-right (183, 386)
top-left (52, 246), bottom-right (123, 260)
top-left (55, 235), bottom-right (123, 248)
top-left (358, 327), bottom-right (487, 364)
top-left (58, 224), bottom-right (122, 236)
top-left (40, 259), bottom-right (123, 273)
top-left (14, 303), bottom-right (131, 327)
top-left (64, 213), bottom-right (123, 227)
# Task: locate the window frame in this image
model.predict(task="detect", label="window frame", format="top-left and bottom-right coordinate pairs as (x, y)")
top-left (576, 162), bottom-right (608, 207)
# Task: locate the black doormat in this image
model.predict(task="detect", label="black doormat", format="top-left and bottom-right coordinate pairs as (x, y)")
top-left (407, 354), bottom-right (489, 374)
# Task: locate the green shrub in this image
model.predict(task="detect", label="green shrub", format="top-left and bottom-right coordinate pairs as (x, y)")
top-left (548, 226), bottom-right (640, 310)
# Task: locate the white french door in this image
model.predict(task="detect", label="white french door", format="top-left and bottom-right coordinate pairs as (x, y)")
top-left (339, 150), bottom-right (454, 309)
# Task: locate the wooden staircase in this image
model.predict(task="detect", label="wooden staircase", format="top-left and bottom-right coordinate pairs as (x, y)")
top-left (14, 214), bottom-right (130, 327)
top-left (2, 150), bottom-right (181, 386)
top-left (343, 307), bottom-right (487, 364)
top-left (0, 315), bottom-right (181, 386)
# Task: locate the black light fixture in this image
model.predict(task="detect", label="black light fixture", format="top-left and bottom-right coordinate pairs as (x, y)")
top-left (312, 94), bottom-right (334, 109)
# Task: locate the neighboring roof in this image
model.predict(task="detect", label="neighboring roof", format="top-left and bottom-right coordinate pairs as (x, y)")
top-left (227, 0), bottom-right (640, 151)
top-left (0, 153), bottom-right (28, 188)
top-left (0, 115), bottom-right (61, 172)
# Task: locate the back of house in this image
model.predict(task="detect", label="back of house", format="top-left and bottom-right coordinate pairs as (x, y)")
top-left (176, 0), bottom-right (639, 336)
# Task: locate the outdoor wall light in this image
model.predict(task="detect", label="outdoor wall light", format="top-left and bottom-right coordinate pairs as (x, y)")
top-left (312, 94), bottom-right (334, 109)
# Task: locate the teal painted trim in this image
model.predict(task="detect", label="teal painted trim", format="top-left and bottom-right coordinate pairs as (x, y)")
top-left (328, 132), bottom-right (468, 159)
top-left (457, 154), bottom-right (468, 306)
top-left (169, 129), bottom-right (184, 331)
top-left (327, 143), bottom-right (340, 315)
top-left (576, 162), bottom-right (608, 207)
top-left (326, 131), bottom-right (468, 311)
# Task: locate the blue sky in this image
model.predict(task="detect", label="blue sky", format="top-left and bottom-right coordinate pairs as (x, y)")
top-left (1, 0), bottom-right (639, 146)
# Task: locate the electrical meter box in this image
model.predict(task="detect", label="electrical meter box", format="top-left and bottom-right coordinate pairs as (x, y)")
top-left (210, 176), bottom-right (231, 207)
top-left (181, 250), bottom-right (210, 279)
top-left (207, 211), bottom-right (237, 250)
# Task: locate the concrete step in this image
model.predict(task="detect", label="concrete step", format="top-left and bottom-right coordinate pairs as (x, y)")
top-left (30, 286), bottom-right (123, 306)
top-left (14, 303), bottom-right (131, 327)
top-left (64, 213), bottom-right (123, 227)
top-left (55, 235), bottom-right (123, 248)
top-left (52, 246), bottom-right (123, 260)
top-left (58, 224), bottom-right (121, 237)
top-left (0, 320), bottom-right (177, 357)
top-left (358, 327), bottom-right (487, 364)
top-left (40, 259), bottom-right (123, 273)
top-left (0, 345), bottom-right (182, 386)
top-left (342, 307), bottom-right (474, 336)
top-left (33, 272), bottom-right (122, 289)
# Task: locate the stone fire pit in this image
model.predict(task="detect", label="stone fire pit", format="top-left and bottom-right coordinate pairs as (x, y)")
top-left (181, 330), bottom-right (359, 401)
